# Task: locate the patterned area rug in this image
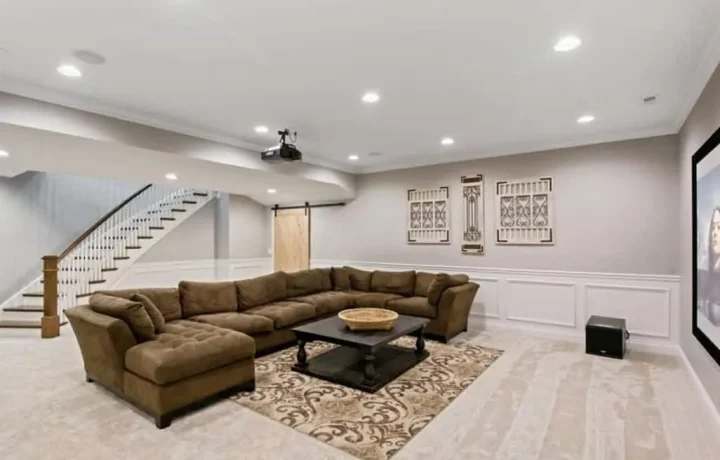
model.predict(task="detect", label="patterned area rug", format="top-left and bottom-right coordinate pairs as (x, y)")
top-left (229, 338), bottom-right (503, 460)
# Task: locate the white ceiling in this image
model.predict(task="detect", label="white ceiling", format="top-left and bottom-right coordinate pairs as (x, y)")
top-left (1, 0), bottom-right (720, 173)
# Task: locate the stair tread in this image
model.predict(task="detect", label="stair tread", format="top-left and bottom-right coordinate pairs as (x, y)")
top-left (114, 256), bottom-right (131, 260)
top-left (0, 319), bottom-right (68, 329)
top-left (171, 209), bottom-right (187, 212)
top-left (182, 200), bottom-right (198, 204)
top-left (3, 306), bottom-right (43, 312)
top-left (149, 226), bottom-right (165, 230)
top-left (160, 217), bottom-right (176, 221)
top-left (193, 192), bottom-right (209, 196)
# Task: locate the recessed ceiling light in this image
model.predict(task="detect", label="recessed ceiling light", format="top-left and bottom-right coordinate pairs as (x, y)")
top-left (254, 125), bottom-right (269, 134)
top-left (267, 188), bottom-right (277, 194)
top-left (0, 149), bottom-right (9, 158)
top-left (441, 137), bottom-right (455, 146)
top-left (577, 115), bottom-right (595, 124)
top-left (165, 173), bottom-right (178, 180)
top-left (57, 64), bottom-right (82, 78)
top-left (348, 154), bottom-right (359, 161)
top-left (554, 36), bottom-right (582, 52)
top-left (362, 92), bottom-right (380, 104)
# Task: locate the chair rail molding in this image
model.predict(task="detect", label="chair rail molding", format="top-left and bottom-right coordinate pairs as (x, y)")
top-left (312, 259), bottom-right (681, 349)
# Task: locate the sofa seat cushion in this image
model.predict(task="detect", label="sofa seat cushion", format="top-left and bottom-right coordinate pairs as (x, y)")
top-left (244, 301), bottom-right (317, 328)
top-left (291, 291), bottom-right (354, 316)
top-left (125, 320), bottom-right (254, 385)
top-left (387, 297), bottom-right (438, 319)
top-left (351, 292), bottom-right (403, 308)
top-left (189, 312), bottom-right (274, 335)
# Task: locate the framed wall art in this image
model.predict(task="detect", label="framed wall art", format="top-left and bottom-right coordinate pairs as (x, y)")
top-left (407, 186), bottom-right (450, 244)
top-left (461, 174), bottom-right (484, 254)
top-left (692, 124), bottom-right (720, 367)
top-left (495, 177), bottom-right (554, 245)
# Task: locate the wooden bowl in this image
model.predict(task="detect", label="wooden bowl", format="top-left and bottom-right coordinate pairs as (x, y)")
top-left (339, 308), bottom-right (399, 331)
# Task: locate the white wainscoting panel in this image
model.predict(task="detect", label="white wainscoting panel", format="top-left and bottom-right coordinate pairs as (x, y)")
top-left (505, 279), bottom-right (576, 327)
top-left (312, 259), bottom-right (681, 349)
top-left (585, 284), bottom-right (671, 338)
top-left (472, 277), bottom-right (500, 318)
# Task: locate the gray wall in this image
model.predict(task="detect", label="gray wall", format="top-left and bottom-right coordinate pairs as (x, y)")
top-left (679, 63), bottom-right (720, 413)
top-left (312, 135), bottom-right (679, 274)
top-left (137, 202), bottom-right (217, 263)
top-left (137, 194), bottom-right (269, 263)
top-left (229, 195), bottom-right (271, 258)
top-left (0, 172), bottom-right (142, 302)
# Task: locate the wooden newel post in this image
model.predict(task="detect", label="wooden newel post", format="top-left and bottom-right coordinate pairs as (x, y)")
top-left (41, 255), bottom-right (60, 339)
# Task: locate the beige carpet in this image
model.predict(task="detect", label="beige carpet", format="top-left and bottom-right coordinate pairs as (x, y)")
top-left (230, 338), bottom-right (503, 460)
top-left (2, 326), bottom-right (720, 459)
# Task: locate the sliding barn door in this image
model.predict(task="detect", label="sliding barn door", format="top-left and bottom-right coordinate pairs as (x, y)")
top-left (273, 208), bottom-right (310, 272)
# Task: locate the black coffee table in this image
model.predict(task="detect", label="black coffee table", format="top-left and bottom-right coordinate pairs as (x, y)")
top-left (291, 315), bottom-right (430, 392)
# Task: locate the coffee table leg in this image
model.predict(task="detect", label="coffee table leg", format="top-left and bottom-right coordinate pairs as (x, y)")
top-left (362, 353), bottom-right (377, 386)
top-left (415, 327), bottom-right (426, 355)
top-left (296, 340), bottom-right (308, 369)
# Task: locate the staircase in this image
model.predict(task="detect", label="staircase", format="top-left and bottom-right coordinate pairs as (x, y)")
top-left (0, 184), bottom-right (214, 329)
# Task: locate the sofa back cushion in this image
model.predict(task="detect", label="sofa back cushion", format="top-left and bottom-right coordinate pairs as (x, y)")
top-left (332, 267), bottom-right (352, 291)
top-left (287, 268), bottom-right (332, 298)
top-left (371, 270), bottom-right (416, 297)
top-left (345, 266), bottom-right (373, 291)
top-left (95, 288), bottom-right (182, 321)
top-left (131, 294), bottom-right (165, 332)
top-left (235, 271), bottom-right (288, 310)
top-left (89, 293), bottom-right (155, 342)
top-left (414, 272), bottom-right (435, 297)
top-left (427, 274), bottom-right (470, 306)
top-left (179, 281), bottom-right (238, 317)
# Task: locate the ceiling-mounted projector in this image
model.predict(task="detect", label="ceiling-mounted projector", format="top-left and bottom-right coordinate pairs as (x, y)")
top-left (261, 129), bottom-right (302, 163)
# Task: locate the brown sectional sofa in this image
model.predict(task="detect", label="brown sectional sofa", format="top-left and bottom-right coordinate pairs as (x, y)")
top-left (66, 266), bottom-right (478, 429)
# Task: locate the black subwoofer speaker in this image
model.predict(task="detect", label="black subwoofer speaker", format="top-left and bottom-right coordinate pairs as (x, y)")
top-left (585, 315), bottom-right (628, 359)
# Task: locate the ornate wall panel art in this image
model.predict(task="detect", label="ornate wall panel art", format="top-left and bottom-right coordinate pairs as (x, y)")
top-left (461, 174), bottom-right (484, 254)
top-left (407, 186), bottom-right (450, 244)
top-left (495, 177), bottom-right (554, 245)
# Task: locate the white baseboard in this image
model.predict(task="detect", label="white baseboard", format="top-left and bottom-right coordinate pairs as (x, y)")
top-left (678, 348), bottom-right (720, 433)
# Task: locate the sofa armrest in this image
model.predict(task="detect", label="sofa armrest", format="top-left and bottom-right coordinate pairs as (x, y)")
top-left (434, 282), bottom-right (479, 337)
top-left (65, 305), bottom-right (137, 392)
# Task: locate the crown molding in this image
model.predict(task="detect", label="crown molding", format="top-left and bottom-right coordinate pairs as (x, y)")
top-left (356, 124), bottom-right (678, 174)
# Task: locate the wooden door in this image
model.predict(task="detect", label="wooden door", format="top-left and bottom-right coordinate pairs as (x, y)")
top-left (273, 208), bottom-right (310, 272)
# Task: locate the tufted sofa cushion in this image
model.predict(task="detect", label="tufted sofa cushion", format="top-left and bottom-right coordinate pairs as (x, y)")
top-left (124, 320), bottom-right (254, 385)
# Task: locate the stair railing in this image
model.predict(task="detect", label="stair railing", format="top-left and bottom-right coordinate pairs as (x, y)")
top-left (41, 184), bottom-right (204, 338)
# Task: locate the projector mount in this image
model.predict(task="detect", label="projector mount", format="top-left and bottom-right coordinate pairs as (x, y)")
top-left (278, 129), bottom-right (297, 145)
